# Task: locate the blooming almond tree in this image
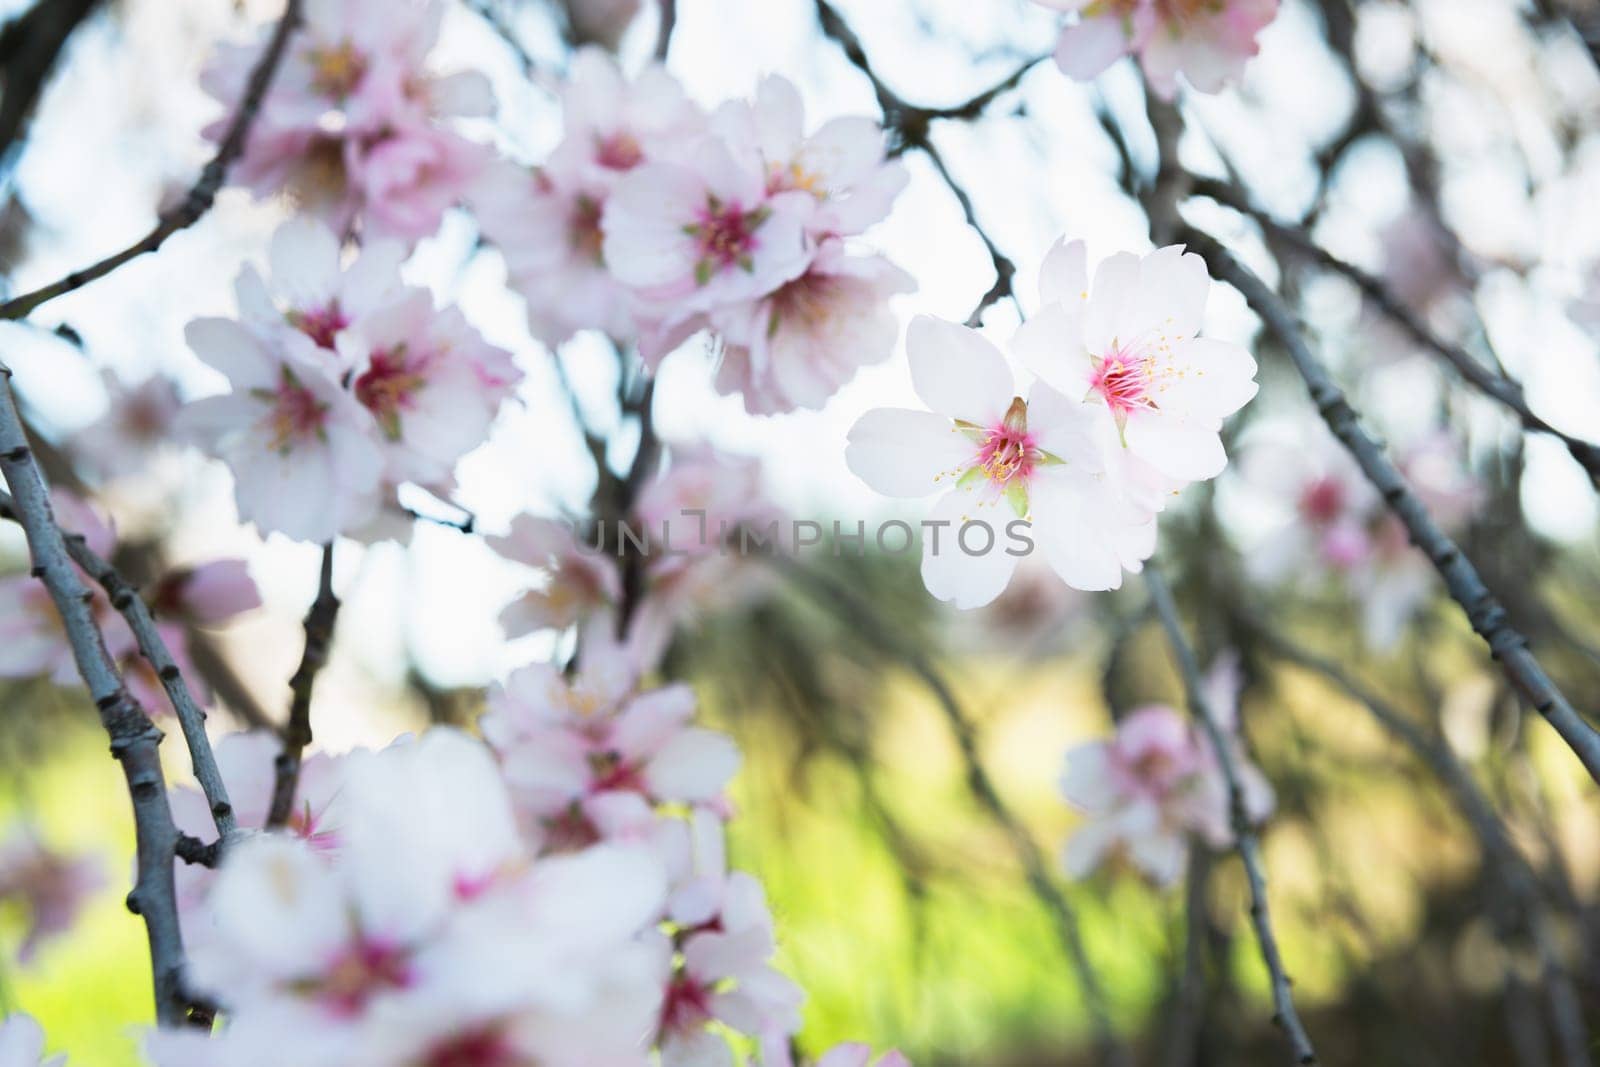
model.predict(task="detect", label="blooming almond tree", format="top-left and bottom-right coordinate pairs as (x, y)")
top-left (5, 2), bottom-right (1600, 1067)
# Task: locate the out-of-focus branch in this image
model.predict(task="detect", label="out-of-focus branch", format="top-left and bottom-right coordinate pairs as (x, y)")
top-left (776, 556), bottom-right (1129, 1067)
top-left (1145, 564), bottom-right (1318, 1067)
top-left (266, 542), bottom-right (339, 829)
top-left (465, 0), bottom-right (540, 83)
top-left (0, 0), bottom-right (102, 166)
top-left (813, 0), bottom-right (1041, 326)
top-left (183, 628), bottom-right (274, 731)
top-left (0, 0), bottom-right (302, 321)
top-left (654, 0), bottom-right (675, 61)
top-left (0, 488), bottom-right (237, 844)
top-left (0, 366), bottom-right (192, 1026)
top-left (1253, 623), bottom-right (1590, 1067)
top-left (1189, 175), bottom-right (1600, 489)
top-left (1183, 227), bottom-right (1600, 787)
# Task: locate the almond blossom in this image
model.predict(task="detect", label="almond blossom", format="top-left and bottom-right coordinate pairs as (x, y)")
top-left (1236, 424), bottom-right (1481, 647)
top-left (709, 240), bottom-right (914, 414)
top-left (1012, 239), bottom-right (1258, 484)
top-left (336, 290), bottom-right (522, 485)
top-left (710, 75), bottom-right (907, 240)
top-left (847, 314), bottom-right (1161, 608)
top-left (0, 828), bottom-right (103, 964)
top-left (602, 136), bottom-right (813, 323)
top-left (180, 319), bottom-right (383, 542)
top-left (203, 0), bottom-right (494, 243)
top-left (168, 732), bottom-right (347, 945)
top-left (481, 658), bottom-right (740, 852)
top-left (234, 217), bottom-right (405, 367)
top-left (473, 50), bottom-right (704, 347)
top-left (1060, 655), bottom-right (1273, 886)
top-left (651, 871), bottom-right (804, 1067)
top-left (148, 559), bottom-right (264, 626)
top-left (490, 514), bottom-right (624, 638)
top-left (71, 371), bottom-right (183, 482)
top-left (170, 729), bottom-right (669, 1067)
top-left (1034, 0), bottom-right (1279, 98)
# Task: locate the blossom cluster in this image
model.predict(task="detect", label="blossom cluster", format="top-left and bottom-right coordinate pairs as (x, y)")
top-left (491, 445), bottom-right (781, 662)
top-left (1059, 654), bottom-right (1274, 886)
top-left (0, 492), bottom-right (261, 712)
top-left (846, 240), bottom-right (1259, 608)
top-left (146, 629), bottom-right (893, 1066)
top-left (1033, 0), bottom-right (1280, 98)
top-left (1236, 425), bottom-right (1481, 647)
top-left (0, 828), bottom-right (101, 966)
top-left (471, 50), bottom-right (912, 414)
top-left (180, 217), bottom-right (522, 543)
top-left (203, 0), bottom-right (494, 244)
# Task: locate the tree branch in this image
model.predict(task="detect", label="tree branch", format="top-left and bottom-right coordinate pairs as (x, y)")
top-left (0, 0), bottom-right (302, 321)
top-left (1144, 564), bottom-right (1318, 1066)
top-left (266, 542), bottom-right (339, 829)
top-left (813, 0), bottom-right (1031, 326)
top-left (0, 366), bottom-right (192, 1026)
top-left (0, 488), bottom-right (238, 844)
top-left (1188, 175), bottom-right (1600, 489)
top-left (1181, 226), bottom-right (1600, 787)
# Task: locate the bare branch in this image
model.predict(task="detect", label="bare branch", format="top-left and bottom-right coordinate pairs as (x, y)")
top-left (813, 0), bottom-right (1028, 326)
top-left (0, 0), bottom-right (302, 321)
top-left (0, 366), bottom-right (192, 1026)
top-left (654, 0), bottom-right (676, 61)
top-left (1182, 227), bottom-right (1600, 786)
top-left (266, 542), bottom-right (339, 829)
top-left (1145, 564), bottom-right (1318, 1066)
top-left (0, 488), bottom-right (237, 844)
top-left (1188, 175), bottom-right (1600, 489)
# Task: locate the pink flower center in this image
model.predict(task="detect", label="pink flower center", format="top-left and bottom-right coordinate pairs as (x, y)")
top-left (286, 303), bottom-right (349, 350)
top-left (1155, 0), bottom-right (1224, 23)
top-left (306, 41), bottom-right (367, 99)
top-left (688, 198), bottom-right (768, 284)
top-left (1297, 476), bottom-right (1346, 525)
top-left (975, 397), bottom-right (1039, 488)
top-left (595, 132), bottom-right (643, 171)
top-left (1089, 346), bottom-right (1157, 421)
top-left (317, 940), bottom-right (412, 1016)
top-left (354, 348), bottom-right (427, 440)
top-left (588, 750), bottom-right (646, 794)
top-left (424, 1028), bottom-right (520, 1067)
top-left (660, 973), bottom-right (716, 1035)
top-left (571, 194), bottom-right (605, 264)
top-left (542, 802), bottom-right (603, 854)
top-left (256, 367), bottom-right (329, 454)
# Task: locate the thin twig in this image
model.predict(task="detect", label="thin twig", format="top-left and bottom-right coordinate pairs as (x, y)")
top-left (812, 0), bottom-right (1028, 326)
top-left (0, 0), bottom-right (302, 321)
top-left (777, 557), bottom-right (1129, 1067)
top-left (266, 542), bottom-right (339, 829)
top-left (0, 488), bottom-right (237, 844)
top-left (1183, 226), bottom-right (1600, 787)
top-left (654, 0), bottom-right (676, 61)
top-left (1144, 564), bottom-right (1318, 1066)
top-left (0, 366), bottom-right (192, 1026)
top-left (1188, 175), bottom-right (1600, 488)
